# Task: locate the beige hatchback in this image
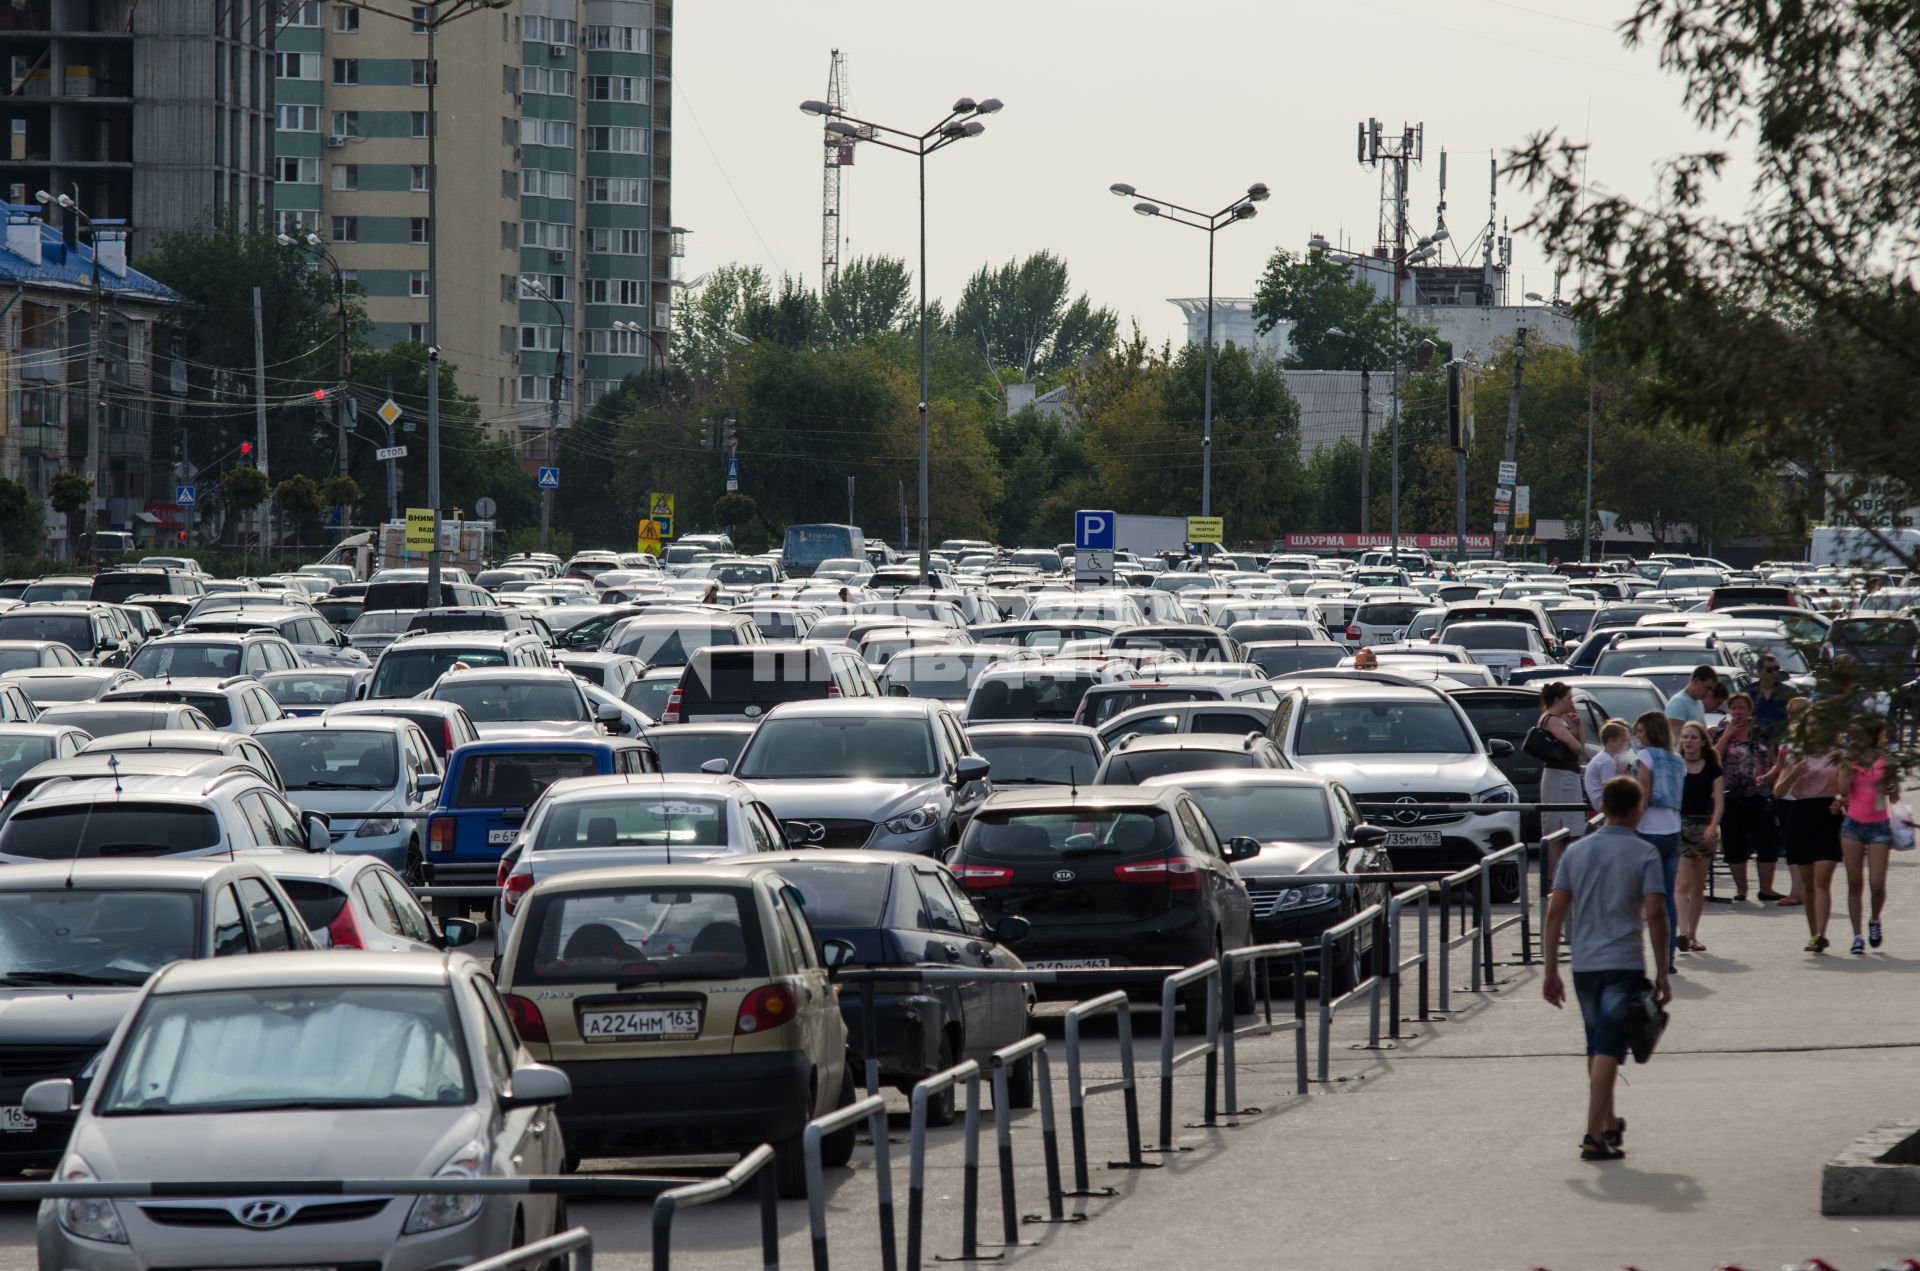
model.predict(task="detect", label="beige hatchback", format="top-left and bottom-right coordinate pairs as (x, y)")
top-left (496, 864), bottom-right (856, 1197)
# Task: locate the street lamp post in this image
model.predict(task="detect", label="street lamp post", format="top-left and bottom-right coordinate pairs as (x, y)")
top-left (278, 232), bottom-right (351, 481)
top-left (520, 277), bottom-right (568, 551)
top-left (799, 94), bottom-right (1001, 584)
top-left (1111, 183), bottom-right (1267, 548)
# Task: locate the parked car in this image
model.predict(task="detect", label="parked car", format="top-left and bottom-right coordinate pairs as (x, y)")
top-left (964, 722), bottom-right (1104, 788)
top-left (645, 721), bottom-right (759, 774)
top-left (732, 851), bottom-right (1035, 1123)
top-left (662, 642), bottom-right (880, 724)
top-left (495, 865), bottom-right (855, 1195)
top-left (0, 604), bottom-right (131, 665)
top-left (35, 700), bottom-right (219, 740)
top-left (601, 613), bottom-right (764, 666)
top-left (1, 667), bottom-right (137, 707)
top-left (0, 770), bottom-right (327, 864)
top-left (1096, 701), bottom-right (1276, 749)
top-left (0, 723), bottom-right (92, 797)
top-left (261, 851), bottom-right (476, 953)
top-left (257, 666), bottom-right (371, 716)
top-left (948, 786), bottom-right (1258, 1031)
top-left (255, 717), bottom-right (443, 876)
top-left (1448, 686), bottom-right (1606, 840)
top-left (0, 858), bottom-right (318, 1173)
top-left (962, 658), bottom-right (1134, 723)
top-left (0, 640), bottom-right (83, 673)
top-left (1073, 676), bottom-right (1276, 729)
top-left (324, 698), bottom-right (481, 760)
top-left (427, 667), bottom-right (631, 739)
top-left (1092, 732), bottom-right (1289, 784)
top-left (27, 949), bottom-right (561, 1271)
top-left (100, 676), bottom-right (285, 734)
top-left (1240, 640), bottom-right (1348, 679)
top-left (125, 630), bottom-right (302, 680)
top-left (75, 730), bottom-right (284, 789)
top-left (179, 607), bottom-right (367, 668)
top-left (365, 631), bottom-right (553, 699)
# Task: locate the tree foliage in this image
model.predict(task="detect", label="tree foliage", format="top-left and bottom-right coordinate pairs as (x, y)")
top-left (1252, 248), bottom-right (1437, 370)
top-left (222, 467), bottom-right (270, 518)
top-left (820, 256), bottom-right (913, 345)
top-left (274, 474), bottom-right (323, 541)
top-left (951, 251), bottom-right (1116, 381)
top-left (0, 478), bottom-right (43, 557)
top-left (673, 264), bottom-right (771, 380)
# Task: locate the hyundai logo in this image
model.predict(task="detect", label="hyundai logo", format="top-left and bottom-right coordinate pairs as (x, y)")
top-left (804, 822), bottom-right (827, 844)
top-left (1393, 797), bottom-right (1422, 825)
top-left (1052, 868), bottom-right (1076, 883)
top-left (236, 1200), bottom-right (293, 1229)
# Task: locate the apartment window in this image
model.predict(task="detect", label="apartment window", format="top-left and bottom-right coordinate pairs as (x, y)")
top-left (410, 165), bottom-right (429, 192)
top-left (277, 104), bottom-right (320, 132)
top-left (408, 323), bottom-right (427, 342)
top-left (408, 271), bottom-right (430, 298)
top-left (276, 52), bottom-right (315, 79)
top-left (586, 126), bottom-right (645, 154)
top-left (586, 227), bottom-right (645, 255)
top-left (410, 59), bottom-right (436, 86)
top-left (517, 376), bottom-right (547, 403)
top-left (585, 176), bottom-right (645, 205)
top-left (330, 110), bottom-right (360, 138)
top-left (278, 156), bottom-right (320, 184)
top-left (502, 171), bottom-right (516, 199)
top-left (411, 4), bottom-right (430, 33)
top-left (521, 119), bottom-right (573, 148)
top-left (524, 15), bottom-right (575, 45)
top-left (501, 220), bottom-right (515, 249)
top-left (587, 279), bottom-right (642, 306)
top-left (587, 75), bottom-right (639, 102)
top-left (410, 111), bottom-right (433, 138)
top-left (519, 220), bottom-right (574, 250)
top-left (409, 217), bottom-right (431, 244)
top-left (331, 216), bottom-right (359, 242)
top-left (518, 325), bottom-right (563, 352)
top-left (585, 24), bottom-right (646, 52)
top-left (584, 328), bottom-right (643, 355)
top-left (331, 59), bottom-right (359, 85)
top-left (542, 275), bottom-right (570, 302)
top-left (330, 164), bottom-right (359, 190)
top-left (275, 209), bottom-right (318, 235)
top-left (501, 275), bottom-right (518, 302)
top-left (339, 270), bottom-right (358, 288)
top-left (520, 168), bottom-right (570, 198)
top-left (286, 2), bottom-right (320, 26)
top-left (332, 5), bottom-right (359, 32)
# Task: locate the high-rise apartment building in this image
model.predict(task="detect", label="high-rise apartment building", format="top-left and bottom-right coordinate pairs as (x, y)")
top-left (0, 0), bottom-right (276, 253)
top-left (272, 0), bottom-right (671, 446)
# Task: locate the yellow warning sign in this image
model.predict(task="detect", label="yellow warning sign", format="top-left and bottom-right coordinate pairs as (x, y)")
top-left (1186, 516), bottom-right (1224, 544)
top-left (404, 507), bottom-right (435, 552)
top-left (649, 492), bottom-right (675, 520)
top-left (636, 518), bottom-right (662, 555)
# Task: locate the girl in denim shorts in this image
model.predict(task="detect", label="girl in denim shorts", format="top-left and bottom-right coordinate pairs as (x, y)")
top-left (1835, 716), bottom-right (1895, 956)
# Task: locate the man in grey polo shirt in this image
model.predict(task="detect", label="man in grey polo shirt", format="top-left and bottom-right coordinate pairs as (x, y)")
top-left (1542, 775), bottom-right (1672, 1161)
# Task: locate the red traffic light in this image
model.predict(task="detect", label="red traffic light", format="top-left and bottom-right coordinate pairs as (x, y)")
top-left (241, 442), bottom-right (253, 455)
top-left (176, 531), bottom-right (186, 544)
top-left (313, 388), bottom-right (327, 400)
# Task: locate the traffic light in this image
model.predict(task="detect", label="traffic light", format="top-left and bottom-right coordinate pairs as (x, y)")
top-left (240, 441), bottom-right (253, 460)
top-left (176, 530), bottom-right (186, 544)
top-left (312, 388), bottom-right (328, 401)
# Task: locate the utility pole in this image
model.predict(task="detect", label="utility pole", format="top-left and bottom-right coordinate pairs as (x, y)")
top-left (847, 475), bottom-right (856, 527)
top-left (539, 330), bottom-right (564, 550)
top-left (335, 273), bottom-right (350, 479)
top-left (1495, 325), bottom-right (1527, 559)
top-left (1583, 375), bottom-right (1595, 562)
top-left (384, 371), bottom-right (399, 523)
top-left (87, 220), bottom-right (103, 559)
top-left (252, 286), bottom-right (270, 562)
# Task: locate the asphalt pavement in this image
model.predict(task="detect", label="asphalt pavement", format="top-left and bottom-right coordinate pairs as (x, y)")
top-left (2, 853), bottom-right (1916, 1271)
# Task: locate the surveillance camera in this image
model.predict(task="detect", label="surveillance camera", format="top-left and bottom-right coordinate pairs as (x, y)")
top-left (427, 345), bottom-right (442, 360)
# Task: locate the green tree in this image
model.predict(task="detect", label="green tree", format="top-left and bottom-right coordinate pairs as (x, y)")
top-left (48, 473), bottom-right (92, 547)
top-left (0, 478), bottom-right (44, 558)
top-left (950, 251), bottom-right (1116, 381)
top-left (1252, 248), bottom-right (1437, 370)
top-left (321, 475), bottom-right (362, 525)
top-left (221, 467), bottom-right (270, 550)
top-left (674, 264), bottom-right (772, 378)
top-left (739, 274), bottom-right (821, 348)
top-left (274, 474), bottom-right (323, 543)
top-left (820, 256), bottom-right (912, 345)
top-left (985, 405), bottom-right (1091, 547)
top-left (712, 492), bottom-right (758, 536)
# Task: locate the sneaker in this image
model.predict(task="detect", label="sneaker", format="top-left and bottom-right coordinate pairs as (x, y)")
top-left (1815, 935), bottom-right (1831, 953)
top-left (1805, 936), bottom-right (1822, 953)
top-left (1870, 919), bottom-right (1883, 948)
top-left (1851, 935), bottom-right (1866, 956)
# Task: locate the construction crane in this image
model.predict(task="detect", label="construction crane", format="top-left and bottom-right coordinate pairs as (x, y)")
top-left (821, 49), bottom-right (856, 292)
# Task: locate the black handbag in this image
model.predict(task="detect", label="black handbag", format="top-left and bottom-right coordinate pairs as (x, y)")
top-left (1620, 976), bottom-right (1670, 1064)
top-left (1522, 716), bottom-right (1574, 766)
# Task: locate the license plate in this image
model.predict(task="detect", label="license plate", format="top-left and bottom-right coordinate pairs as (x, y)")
top-left (1025, 958), bottom-right (1111, 969)
top-left (1385, 831), bottom-right (1442, 848)
top-left (579, 1007), bottom-right (702, 1041)
top-left (487, 828), bottom-right (518, 845)
top-left (0, 1106), bottom-right (36, 1133)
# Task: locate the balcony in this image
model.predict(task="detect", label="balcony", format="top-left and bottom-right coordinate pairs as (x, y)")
top-left (652, 54), bottom-right (669, 79)
top-left (654, 0), bottom-right (671, 30)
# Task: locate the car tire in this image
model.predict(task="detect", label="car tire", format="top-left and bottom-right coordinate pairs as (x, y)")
top-left (821, 1063), bottom-right (858, 1169)
top-left (403, 842), bottom-right (425, 886)
top-left (543, 1204), bottom-right (570, 1271)
top-left (920, 1034), bottom-right (959, 1127)
top-left (1002, 1053), bottom-right (1035, 1110)
top-left (1489, 860), bottom-right (1523, 904)
top-left (1231, 959), bottom-right (1257, 1016)
top-left (772, 1081), bottom-right (814, 1200)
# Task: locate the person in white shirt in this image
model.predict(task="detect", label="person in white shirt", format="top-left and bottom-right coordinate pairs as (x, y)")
top-left (1584, 718), bottom-right (1637, 811)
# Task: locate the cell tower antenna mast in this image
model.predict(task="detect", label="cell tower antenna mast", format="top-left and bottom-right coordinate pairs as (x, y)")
top-left (821, 50), bottom-right (855, 291)
top-left (1355, 117), bottom-right (1423, 303)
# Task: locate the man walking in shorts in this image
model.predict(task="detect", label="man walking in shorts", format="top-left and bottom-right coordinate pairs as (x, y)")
top-left (1542, 775), bottom-right (1673, 1161)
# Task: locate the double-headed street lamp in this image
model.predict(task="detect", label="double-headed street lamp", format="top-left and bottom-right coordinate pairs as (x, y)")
top-left (1110, 181), bottom-right (1268, 537)
top-left (799, 93), bottom-right (1001, 584)
top-left (278, 232), bottom-right (352, 481)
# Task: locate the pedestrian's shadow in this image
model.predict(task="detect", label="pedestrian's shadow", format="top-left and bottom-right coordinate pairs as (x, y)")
top-left (1564, 1165), bottom-right (1707, 1212)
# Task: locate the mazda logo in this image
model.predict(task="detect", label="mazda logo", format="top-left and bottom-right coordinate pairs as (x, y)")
top-left (1052, 868), bottom-right (1076, 882)
top-left (236, 1200), bottom-right (292, 1229)
top-left (804, 822), bottom-right (827, 844)
top-left (1393, 797), bottom-right (1421, 826)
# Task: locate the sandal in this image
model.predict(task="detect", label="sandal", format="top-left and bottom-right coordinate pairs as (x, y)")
top-left (1688, 937), bottom-right (1705, 952)
top-left (1605, 1118), bottom-right (1626, 1148)
top-left (1758, 890), bottom-right (1783, 901)
top-left (1777, 896), bottom-right (1803, 906)
top-left (1580, 1134), bottom-right (1626, 1161)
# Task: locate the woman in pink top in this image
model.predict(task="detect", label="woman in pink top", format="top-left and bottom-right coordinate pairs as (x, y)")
top-left (1833, 715), bottom-right (1895, 956)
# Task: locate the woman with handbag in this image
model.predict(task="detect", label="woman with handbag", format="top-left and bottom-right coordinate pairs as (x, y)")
top-left (1674, 721), bottom-right (1724, 952)
top-left (1768, 707), bottom-right (1844, 952)
top-left (1533, 683), bottom-right (1587, 841)
top-left (1633, 711), bottom-right (1686, 971)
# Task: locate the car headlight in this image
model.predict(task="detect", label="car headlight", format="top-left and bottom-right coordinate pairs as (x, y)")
top-left (1276, 884), bottom-right (1337, 910)
top-left (354, 817), bottom-right (404, 837)
top-left (53, 1154), bottom-right (127, 1244)
top-left (884, 803), bottom-right (943, 835)
top-left (402, 1139), bottom-right (486, 1235)
top-left (1474, 785), bottom-right (1516, 805)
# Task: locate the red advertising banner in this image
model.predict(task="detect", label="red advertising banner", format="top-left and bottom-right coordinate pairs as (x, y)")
top-left (1281, 533), bottom-right (1496, 551)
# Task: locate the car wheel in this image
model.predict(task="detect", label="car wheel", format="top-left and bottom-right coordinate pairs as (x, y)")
top-left (1002, 1053), bottom-right (1035, 1110)
top-left (772, 1078), bottom-right (815, 1200)
top-left (403, 842), bottom-right (425, 886)
top-left (1231, 958), bottom-right (1257, 1016)
top-left (1325, 934), bottom-right (1357, 998)
top-left (922, 1034), bottom-right (958, 1127)
top-left (1489, 860), bottom-right (1523, 904)
top-left (543, 1204), bottom-right (570, 1271)
top-left (821, 1063), bottom-right (858, 1169)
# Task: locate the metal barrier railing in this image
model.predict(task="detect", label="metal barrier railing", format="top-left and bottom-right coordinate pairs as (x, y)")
top-left (1478, 841), bottom-right (1533, 979)
top-left (1314, 901), bottom-right (1387, 1082)
top-left (1384, 884), bottom-right (1432, 1040)
top-left (1151, 959), bottom-right (1220, 1154)
top-left (1215, 940), bottom-right (1309, 1117)
top-left (804, 1090), bottom-right (893, 1271)
top-left (1533, 826), bottom-right (1577, 958)
top-left (984, 1033), bottom-right (1071, 1239)
top-left (458, 1227), bottom-right (594, 1271)
top-left (1062, 990), bottom-right (1155, 1194)
top-left (905, 1058), bottom-right (983, 1271)
top-left (651, 1144), bottom-right (780, 1271)
top-left (1437, 858), bottom-right (1488, 1011)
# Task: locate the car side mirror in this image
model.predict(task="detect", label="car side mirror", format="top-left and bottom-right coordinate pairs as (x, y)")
top-left (1224, 835), bottom-right (1262, 862)
top-left (1349, 824), bottom-right (1390, 849)
top-left (954, 756), bottom-right (990, 786)
top-left (354, 682), bottom-right (369, 699)
top-left (993, 915), bottom-right (1031, 944)
top-left (595, 701), bottom-right (621, 722)
top-left (820, 938), bottom-right (858, 970)
top-left (501, 1063), bottom-right (571, 1110)
top-left (700, 757), bottom-right (730, 774)
top-left (438, 917), bottom-right (480, 948)
top-left (1487, 738), bottom-right (1515, 757)
top-left (22, 1078), bottom-right (76, 1117)
top-left (782, 821), bottom-right (815, 847)
top-left (414, 773), bottom-right (442, 794)
top-left (302, 809), bottom-right (331, 852)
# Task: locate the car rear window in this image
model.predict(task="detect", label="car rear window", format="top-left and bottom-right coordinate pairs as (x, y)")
top-left (0, 613), bottom-right (93, 651)
top-left (1355, 604), bottom-right (1422, 626)
top-left (1083, 687), bottom-right (1211, 725)
top-left (455, 751), bottom-right (601, 808)
top-left (535, 796), bottom-right (728, 850)
top-left (1455, 698), bottom-right (1536, 739)
top-left (965, 810), bottom-right (1173, 861)
top-left (369, 649), bottom-right (509, 698)
top-left (758, 860), bottom-right (894, 927)
top-left (518, 886), bottom-right (767, 983)
top-left (1245, 644), bottom-right (1346, 676)
top-left (1446, 625), bottom-right (1531, 650)
top-left (970, 736), bottom-right (1100, 786)
top-left (681, 650), bottom-right (831, 709)
top-left (967, 672), bottom-right (1099, 720)
top-left (408, 612), bottom-right (509, 634)
top-left (278, 878), bottom-right (350, 931)
top-left (647, 729), bottom-right (750, 774)
top-left (0, 804), bottom-right (221, 858)
top-left (115, 691), bottom-right (231, 728)
top-left (1101, 749), bottom-right (1258, 782)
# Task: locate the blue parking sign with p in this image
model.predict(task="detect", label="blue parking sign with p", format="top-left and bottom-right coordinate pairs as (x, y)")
top-left (1075, 509), bottom-right (1115, 550)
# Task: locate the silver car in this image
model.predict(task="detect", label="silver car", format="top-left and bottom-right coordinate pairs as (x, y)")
top-left (30, 952), bottom-right (568, 1271)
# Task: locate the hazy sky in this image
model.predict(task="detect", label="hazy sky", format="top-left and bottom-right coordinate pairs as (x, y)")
top-left (672, 0), bottom-right (1747, 346)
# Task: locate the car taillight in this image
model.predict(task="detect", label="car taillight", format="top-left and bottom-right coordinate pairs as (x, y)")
top-left (659, 686), bottom-right (682, 724)
top-left (443, 721), bottom-right (455, 753)
top-left (428, 815), bottom-right (454, 854)
top-left (501, 869), bottom-right (534, 916)
top-left (324, 898), bottom-right (365, 950)
top-left (1346, 625), bottom-right (1361, 641)
top-left (1518, 656), bottom-right (1535, 667)
top-left (1113, 857), bottom-right (1200, 891)
top-left (736, 984), bottom-right (797, 1035)
top-left (495, 856), bottom-right (514, 887)
top-left (501, 993), bottom-right (548, 1044)
top-left (825, 683), bottom-right (841, 697)
top-left (950, 864), bottom-right (1013, 890)
top-left (1427, 634), bottom-right (1439, 643)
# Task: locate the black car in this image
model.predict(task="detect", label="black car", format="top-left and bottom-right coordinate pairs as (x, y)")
top-left (949, 787), bottom-right (1258, 1031)
top-left (1448, 686), bottom-right (1605, 840)
top-left (965, 722), bottom-right (1104, 787)
top-left (646, 721), bottom-right (759, 773)
top-left (737, 851), bottom-right (1034, 1125)
top-left (1241, 640), bottom-right (1348, 679)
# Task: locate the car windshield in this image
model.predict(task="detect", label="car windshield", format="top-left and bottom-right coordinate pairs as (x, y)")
top-left (350, 612), bottom-right (416, 636)
top-left (967, 672), bottom-right (1098, 721)
top-left (880, 653), bottom-right (1001, 699)
top-left (966, 809), bottom-right (1172, 860)
top-left (97, 986), bottom-right (472, 1114)
top-left (128, 643), bottom-right (241, 679)
top-left (1084, 687), bottom-right (1212, 726)
top-left (265, 674), bottom-right (357, 708)
top-left (0, 804), bottom-right (221, 858)
top-left (711, 562), bottom-right (774, 585)
top-left (0, 890), bottom-right (197, 984)
top-left (647, 729), bottom-right (750, 773)
top-left (1593, 647), bottom-right (1717, 676)
top-left (1246, 644), bottom-right (1347, 676)
top-left (1444, 625), bottom-right (1532, 651)
top-left (761, 860), bottom-right (893, 927)
top-left (520, 887), bottom-right (766, 982)
top-left (42, 705), bottom-right (188, 737)
top-left (1572, 683), bottom-right (1664, 721)
top-left (435, 680), bottom-right (585, 724)
top-left (1182, 784), bottom-right (1333, 843)
top-left (455, 750), bottom-right (600, 808)
top-left (1294, 701), bottom-right (1476, 756)
top-left (1455, 697), bottom-right (1536, 739)
top-left (259, 730), bottom-right (398, 790)
top-left (536, 796), bottom-right (729, 849)
top-left (736, 716), bottom-right (935, 779)
top-left (115, 692), bottom-right (231, 728)
top-left (369, 649), bottom-right (509, 697)
top-left (0, 648), bottom-right (52, 673)
top-left (0, 736), bottom-right (54, 790)
top-left (971, 736), bottom-right (1100, 785)
top-left (0, 613), bottom-right (93, 652)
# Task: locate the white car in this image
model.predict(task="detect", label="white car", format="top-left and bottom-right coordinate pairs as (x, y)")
top-left (427, 667), bottom-right (629, 739)
top-left (254, 717), bottom-right (443, 877)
